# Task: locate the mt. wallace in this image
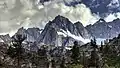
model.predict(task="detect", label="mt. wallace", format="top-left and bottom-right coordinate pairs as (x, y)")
top-left (1, 15), bottom-right (120, 46)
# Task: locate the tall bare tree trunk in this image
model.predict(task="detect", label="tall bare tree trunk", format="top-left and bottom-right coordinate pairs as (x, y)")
top-left (48, 61), bottom-right (52, 68)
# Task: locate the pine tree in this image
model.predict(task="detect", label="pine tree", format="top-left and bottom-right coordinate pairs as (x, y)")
top-left (88, 38), bottom-right (100, 68)
top-left (91, 38), bottom-right (98, 48)
top-left (100, 42), bottom-right (103, 52)
top-left (7, 34), bottom-right (26, 68)
top-left (71, 41), bottom-right (80, 64)
top-left (60, 57), bottom-right (66, 68)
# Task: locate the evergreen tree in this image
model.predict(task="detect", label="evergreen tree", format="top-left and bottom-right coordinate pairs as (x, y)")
top-left (7, 34), bottom-right (26, 68)
top-left (71, 41), bottom-right (80, 64)
top-left (91, 38), bottom-right (98, 48)
top-left (100, 42), bottom-right (103, 52)
top-left (117, 34), bottom-right (120, 39)
top-left (88, 38), bottom-right (101, 68)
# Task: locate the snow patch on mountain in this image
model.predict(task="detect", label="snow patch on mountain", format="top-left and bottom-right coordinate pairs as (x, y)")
top-left (57, 31), bottom-right (67, 37)
top-left (60, 29), bottom-right (90, 43)
top-left (96, 38), bottom-right (106, 45)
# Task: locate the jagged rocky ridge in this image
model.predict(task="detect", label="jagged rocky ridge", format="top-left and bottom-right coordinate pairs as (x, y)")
top-left (0, 34), bottom-right (11, 44)
top-left (86, 18), bottom-right (120, 39)
top-left (1, 15), bottom-right (120, 46)
top-left (16, 27), bottom-right (42, 42)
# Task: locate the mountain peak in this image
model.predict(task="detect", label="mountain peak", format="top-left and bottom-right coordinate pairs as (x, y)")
top-left (97, 18), bottom-right (106, 23)
top-left (54, 15), bottom-right (68, 22)
top-left (17, 27), bottom-right (26, 34)
top-left (51, 15), bottom-right (74, 32)
top-left (74, 21), bottom-right (84, 27)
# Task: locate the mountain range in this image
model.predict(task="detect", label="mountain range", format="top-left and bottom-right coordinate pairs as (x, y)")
top-left (1, 15), bottom-right (120, 46)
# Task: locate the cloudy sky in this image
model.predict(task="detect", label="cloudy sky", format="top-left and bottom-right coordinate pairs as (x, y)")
top-left (0, 0), bottom-right (120, 36)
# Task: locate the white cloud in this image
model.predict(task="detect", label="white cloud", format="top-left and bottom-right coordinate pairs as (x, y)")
top-left (0, 0), bottom-right (99, 36)
top-left (52, 3), bottom-right (99, 26)
top-left (105, 12), bottom-right (120, 22)
top-left (108, 0), bottom-right (120, 8)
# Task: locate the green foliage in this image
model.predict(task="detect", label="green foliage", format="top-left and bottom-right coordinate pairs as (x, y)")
top-left (7, 46), bottom-right (17, 58)
top-left (71, 41), bottom-right (80, 64)
top-left (91, 38), bottom-right (97, 48)
top-left (104, 56), bottom-right (120, 67)
top-left (7, 34), bottom-right (26, 68)
top-left (67, 64), bottom-right (83, 68)
top-left (7, 34), bottom-right (25, 59)
top-left (103, 43), bottom-right (120, 67)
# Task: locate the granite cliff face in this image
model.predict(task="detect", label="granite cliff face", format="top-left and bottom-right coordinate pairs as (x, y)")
top-left (38, 15), bottom-right (90, 46)
top-left (86, 18), bottom-right (120, 39)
